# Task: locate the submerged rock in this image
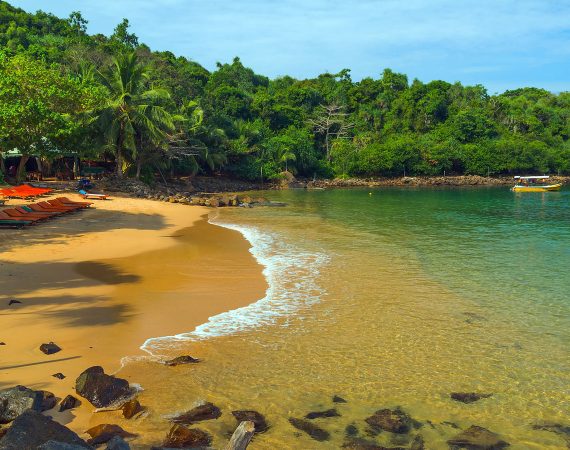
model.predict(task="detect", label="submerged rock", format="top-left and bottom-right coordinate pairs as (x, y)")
top-left (0, 410), bottom-right (91, 449)
top-left (162, 424), bottom-right (212, 448)
top-left (447, 425), bottom-right (509, 449)
top-left (305, 408), bottom-right (341, 419)
top-left (450, 393), bottom-right (493, 404)
top-left (75, 366), bottom-right (134, 408)
top-left (345, 424), bottom-right (359, 437)
top-left (231, 410), bottom-right (268, 432)
top-left (59, 395), bottom-right (81, 412)
top-left (122, 398), bottom-right (143, 419)
top-left (410, 434), bottom-right (425, 450)
top-left (85, 424), bottom-right (136, 446)
top-left (38, 442), bottom-right (91, 450)
top-left (0, 385), bottom-right (43, 424)
top-left (40, 342), bottom-right (62, 355)
top-left (171, 402), bottom-right (221, 424)
top-left (163, 355), bottom-right (200, 366)
top-left (342, 437), bottom-right (405, 449)
top-left (52, 373), bottom-right (66, 380)
top-left (365, 409), bottom-right (413, 434)
top-left (532, 422), bottom-right (570, 436)
top-left (288, 417), bottom-right (330, 441)
top-left (333, 395), bottom-right (348, 403)
top-left (105, 436), bottom-right (131, 450)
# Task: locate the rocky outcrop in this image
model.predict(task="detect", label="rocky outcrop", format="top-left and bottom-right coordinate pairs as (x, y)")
top-left (0, 410), bottom-right (91, 449)
top-left (305, 408), bottom-right (340, 419)
top-left (40, 342), bottom-right (62, 355)
top-left (171, 402), bottom-right (221, 424)
top-left (162, 424), bottom-right (212, 448)
top-left (450, 393), bottom-right (493, 404)
top-left (365, 409), bottom-right (413, 434)
top-left (163, 355), bottom-right (200, 366)
top-left (231, 410), bottom-right (268, 433)
top-left (0, 385), bottom-right (43, 424)
top-left (75, 366), bottom-right (134, 408)
top-left (288, 417), bottom-right (330, 441)
top-left (59, 395), bottom-right (81, 412)
top-left (85, 424), bottom-right (135, 446)
top-left (447, 425), bottom-right (509, 449)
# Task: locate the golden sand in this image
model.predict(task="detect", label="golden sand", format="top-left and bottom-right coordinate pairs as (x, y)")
top-left (0, 194), bottom-right (266, 434)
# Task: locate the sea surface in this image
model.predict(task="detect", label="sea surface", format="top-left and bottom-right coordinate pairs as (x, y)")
top-left (132, 187), bottom-right (570, 449)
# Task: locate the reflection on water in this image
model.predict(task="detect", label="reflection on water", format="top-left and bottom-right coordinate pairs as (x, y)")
top-left (120, 187), bottom-right (570, 449)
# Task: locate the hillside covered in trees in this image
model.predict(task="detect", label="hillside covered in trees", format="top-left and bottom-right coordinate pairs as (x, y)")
top-left (1, 0), bottom-right (569, 184)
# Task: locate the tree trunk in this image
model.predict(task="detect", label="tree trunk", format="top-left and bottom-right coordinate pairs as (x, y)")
top-left (17, 155), bottom-right (29, 182)
top-left (136, 158), bottom-right (142, 179)
top-left (116, 147), bottom-right (124, 178)
top-left (225, 421), bottom-right (255, 450)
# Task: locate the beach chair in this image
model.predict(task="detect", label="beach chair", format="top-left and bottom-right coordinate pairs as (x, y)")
top-left (79, 189), bottom-right (108, 200)
top-left (48, 198), bottom-right (89, 210)
top-left (16, 206), bottom-right (60, 217)
top-left (27, 203), bottom-right (74, 214)
top-left (0, 219), bottom-right (33, 228)
top-left (1, 208), bottom-right (49, 222)
top-left (0, 211), bottom-right (42, 224)
top-left (58, 197), bottom-right (93, 207)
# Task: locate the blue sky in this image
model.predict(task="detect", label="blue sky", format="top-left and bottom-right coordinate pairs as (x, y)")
top-left (10, 0), bottom-right (570, 93)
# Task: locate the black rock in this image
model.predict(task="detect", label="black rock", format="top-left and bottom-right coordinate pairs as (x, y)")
top-left (52, 373), bottom-right (66, 380)
top-left (0, 410), bottom-right (91, 449)
top-left (171, 402), bottom-right (221, 424)
top-left (450, 392), bottom-right (493, 404)
top-left (231, 410), bottom-right (268, 432)
top-left (163, 355), bottom-right (200, 366)
top-left (365, 409), bottom-right (413, 434)
top-left (345, 424), bottom-right (359, 437)
top-left (105, 436), bottom-right (131, 450)
top-left (305, 408), bottom-right (341, 419)
top-left (40, 342), bottom-right (62, 355)
top-left (0, 385), bottom-right (43, 424)
top-left (8, 300), bottom-right (21, 306)
top-left (122, 398), bottom-right (143, 419)
top-left (333, 395), bottom-right (348, 403)
top-left (75, 366), bottom-right (134, 408)
top-left (59, 395), bottom-right (81, 412)
top-left (288, 417), bottom-right (330, 441)
top-left (447, 425), bottom-right (509, 449)
top-left (38, 390), bottom-right (58, 411)
top-left (38, 441), bottom-right (92, 450)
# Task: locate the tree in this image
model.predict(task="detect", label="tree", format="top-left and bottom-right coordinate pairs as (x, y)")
top-left (68, 11), bottom-right (88, 36)
top-left (95, 52), bottom-right (174, 177)
top-left (0, 52), bottom-right (101, 180)
top-left (111, 19), bottom-right (139, 49)
top-left (308, 103), bottom-right (354, 161)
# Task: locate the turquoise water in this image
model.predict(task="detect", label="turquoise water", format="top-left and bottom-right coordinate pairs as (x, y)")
top-left (127, 186), bottom-right (570, 449)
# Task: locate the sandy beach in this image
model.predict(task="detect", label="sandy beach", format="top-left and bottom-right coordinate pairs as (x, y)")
top-left (0, 194), bottom-right (267, 434)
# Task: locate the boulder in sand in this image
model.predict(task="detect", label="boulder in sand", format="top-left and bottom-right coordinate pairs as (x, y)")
top-left (447, 425), bottom-right (509, 449)
top-left (0, 410), bottom-right (91, 449)
top-left (122, 398), bottom-right (143, 419)
top-left (75, 366), bottom-right (134, 408)
top-left (85, 424), bottom-right (136, 446)
top-left (365, 409), bottom-right (414, 434)
top-left (450, 393), bottom-right (493, 404)
top-left (38, 390), bottom-right (58, 411)
top-left (0, 385), bottom-right (43, 424)
top-left (40, 342), bottom-right (62, 355)
top-left (162, 424), bottom-right (212, 448)
top-left (231, 410), bottom-right (268, 432)
top-left (171, 402), bottom-right (221, 424)
top-left (288, 417), bottom-right (330, 441)
top-left (59, 395), bottom-right (81, 412)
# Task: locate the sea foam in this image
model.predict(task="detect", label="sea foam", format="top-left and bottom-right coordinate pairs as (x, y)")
top-left (140, 219), bottom-right (329, 356)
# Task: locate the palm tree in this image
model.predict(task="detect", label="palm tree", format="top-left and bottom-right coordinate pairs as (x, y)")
top-left (276, 146), bottom-right (296, 173)
top-left (96, 52), bottom-right (174, 178)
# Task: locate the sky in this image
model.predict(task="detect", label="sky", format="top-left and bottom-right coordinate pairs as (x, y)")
top-left (9, 0), bottom-right (570, 93)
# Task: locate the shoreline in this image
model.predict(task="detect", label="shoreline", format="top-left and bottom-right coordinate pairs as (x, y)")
top-left (0, 195), bottom-right (267, 435)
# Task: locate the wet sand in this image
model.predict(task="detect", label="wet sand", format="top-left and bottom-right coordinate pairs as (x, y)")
top-left (0, 195), bottom-right (267, 433)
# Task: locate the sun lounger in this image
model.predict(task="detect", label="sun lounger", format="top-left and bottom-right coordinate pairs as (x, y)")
top-left (78, 189), bottom-right (108, 200)
top-left (58, 197), bottom-right (93, 207)
top-left (0, 219), bottom-right (33, 228)
top-left (1, 209), bottom-right (49, 222)
top-left (47, 199), bottom-right (85, 210)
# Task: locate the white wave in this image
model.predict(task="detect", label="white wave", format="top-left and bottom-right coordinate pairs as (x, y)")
top-left (140, 219), bottom-right (329, 356)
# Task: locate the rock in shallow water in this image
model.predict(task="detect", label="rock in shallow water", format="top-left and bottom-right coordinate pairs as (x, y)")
top-left (38, 390), bottom-right (58, 411)
top-left (305, 408), bottom-right (340, 419)
top-left (231, 410), bottom-right (268, 432)
top-left (450, 392), bottom-right (493, 404)
top-left (171, 402), bottom-right (221, 424)
top-left (59, 395), bottom-right (81, 412)
top-left (40, 342), bottom-right (62, 355)
top-left (333, 395), bottom-right (348, 403)
top-left (288, 417), bottom-right (330, 441)
top-left (75, 366), bottom-right (134, 408)
top-left (365, 409), bottom-right (414, 434)
top-left (0, 385), bottom-right (43, 424)
top-left (163, 355), bottom-right (200, 366)
top-left (122, 398), bottom-right (143, 419)
top-left (162, 424), bottom-right (212, 448)
top-left (447, 425), bottom-right (509, 449)
top-left (85, 424), bottom-right (136, 446)
top-left (0, 410), bottom-right (91, 449)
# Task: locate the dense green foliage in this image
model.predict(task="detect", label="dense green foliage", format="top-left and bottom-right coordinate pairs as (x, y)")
top-left (0, 1), bottom-right (568, 182)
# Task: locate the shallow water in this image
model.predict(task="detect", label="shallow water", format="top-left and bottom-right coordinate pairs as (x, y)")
top-left (121, 187), bottom-right (570, 449)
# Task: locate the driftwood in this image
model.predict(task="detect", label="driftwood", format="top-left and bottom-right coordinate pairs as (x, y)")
top-left (225, 421), bottom-right (255, 450)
